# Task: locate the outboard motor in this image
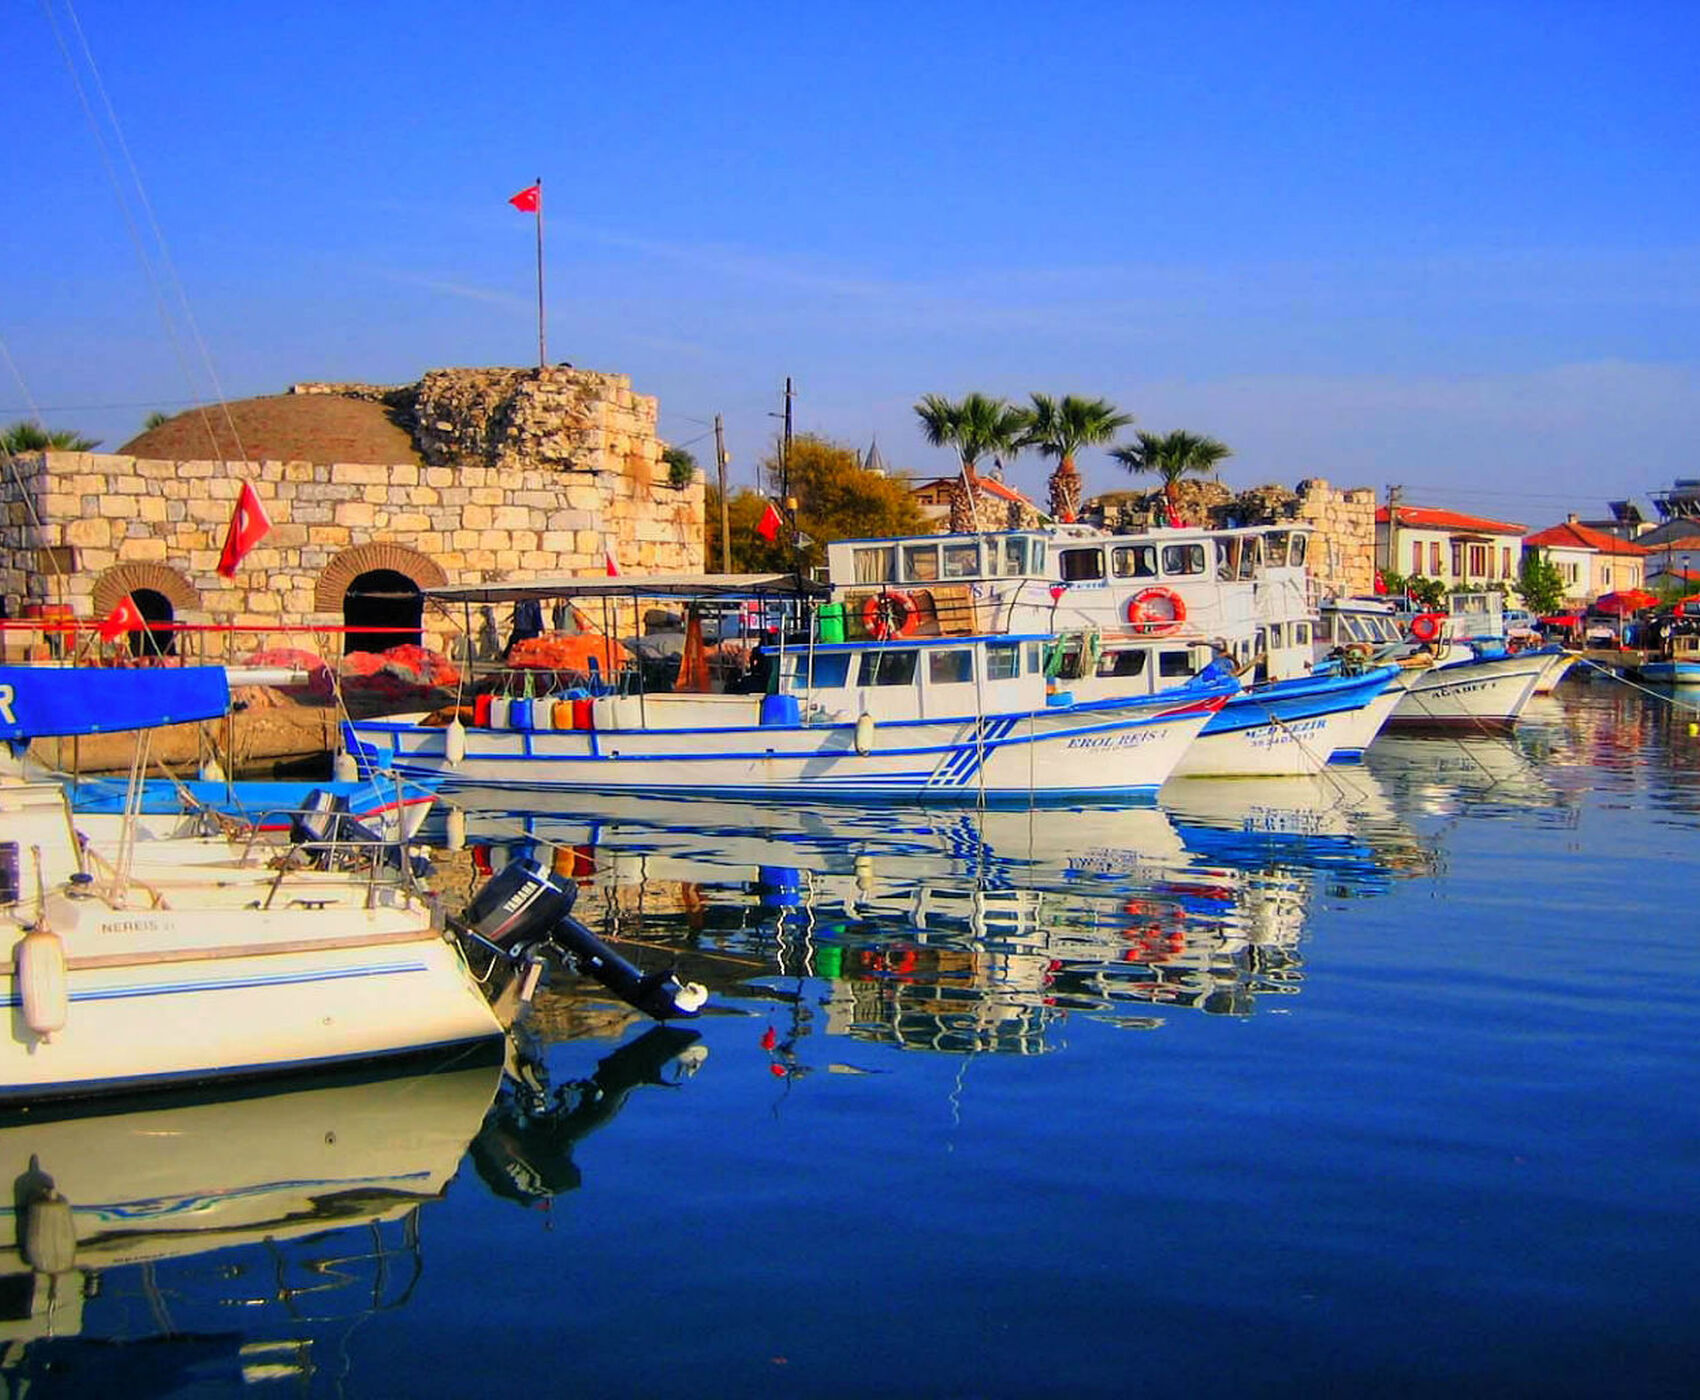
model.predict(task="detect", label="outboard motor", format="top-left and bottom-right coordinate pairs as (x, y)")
top-left (454, 858), bottom-right (707, 1020)
top-left (290, 789), bottom-right (432, 878)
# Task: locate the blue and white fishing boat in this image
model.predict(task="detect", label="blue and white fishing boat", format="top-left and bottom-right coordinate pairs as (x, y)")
top-left (341, 576), bottom-right (1235, 803)
top-left (1049, 632), bottom-right (1402, 775)
top-left (63, 771), bottom-right (440, 843)
top-left (1638, 619), bottom-right (1700, 686)
top-left (0, 665), bottom-right (507, 1104)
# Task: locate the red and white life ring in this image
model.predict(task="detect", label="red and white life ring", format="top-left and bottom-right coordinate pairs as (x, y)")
top-left (1125, 586), bottom-right (1187, 636)
top-left (862, 591), bottom-right (918, 640)
top-left (1410, 612), bottom-right (1445, 643)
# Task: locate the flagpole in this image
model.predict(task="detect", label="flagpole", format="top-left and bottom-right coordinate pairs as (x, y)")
top-left (534, 176), bottom-right (547, 368)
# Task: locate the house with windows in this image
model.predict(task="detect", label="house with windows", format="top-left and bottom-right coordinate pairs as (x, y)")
top-left (1522, 516), bottom-right (1651, 603)
top-left (907, 474), bottom-right (1043, 530)
top-left (1375, 505), bottom-right (1526, 588)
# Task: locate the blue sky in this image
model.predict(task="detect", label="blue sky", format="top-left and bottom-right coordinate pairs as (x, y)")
top-left (4, 0), bottom-right (1696, 528)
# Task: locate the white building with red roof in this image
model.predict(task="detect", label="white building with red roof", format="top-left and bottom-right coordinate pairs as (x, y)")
top-left (1375, 504), bottom-right (1527, 589)
top-left (1524, 515), bottom-right (1651, 602)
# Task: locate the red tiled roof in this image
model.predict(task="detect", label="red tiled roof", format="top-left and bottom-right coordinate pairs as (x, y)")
top-left (1523, 521), bottom-right (1652, 555)
top-left (1376, 505), bottom-right (1525, 535)
top-left (979, 477), bottom-right (1035, 506)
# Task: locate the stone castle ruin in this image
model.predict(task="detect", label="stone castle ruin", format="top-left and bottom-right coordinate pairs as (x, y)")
top-left (0, 366), bottom-right (705, 660)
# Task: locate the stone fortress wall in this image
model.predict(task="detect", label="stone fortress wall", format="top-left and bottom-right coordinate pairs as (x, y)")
top-left (0, 366), bottom-right (705, 653)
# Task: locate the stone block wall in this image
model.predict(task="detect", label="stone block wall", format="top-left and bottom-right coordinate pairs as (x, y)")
top-left (1, 367), bottom-right (704, 654)
top-left (1295, 478), bottom-right (1377, 598)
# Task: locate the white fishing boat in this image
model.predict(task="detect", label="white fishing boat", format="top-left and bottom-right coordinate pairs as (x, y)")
top-left (343, 575), bottom-right (1235, 803)
top-left (1316, 596), bottom-right (1555, 732)
top-left (825, 525), bottom-right (1408, 770)
top-left (0, 665), bottom-right (507, 1104)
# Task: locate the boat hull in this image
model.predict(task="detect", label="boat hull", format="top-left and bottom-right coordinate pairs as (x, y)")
top-left (1640, 661), bottom-right (1700, 686)
top-left (345, 695), bottom-right (1224, 802)
top-left (0, 901), bottom-right (504, 1104)
top-left (1383, 652), bottom-right (1546, 732)
top-left (1172, 667), bottom-right (1400, 778)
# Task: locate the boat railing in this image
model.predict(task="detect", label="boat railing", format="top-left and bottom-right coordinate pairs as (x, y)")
top-left (227, 807), bottom-right (431, 910)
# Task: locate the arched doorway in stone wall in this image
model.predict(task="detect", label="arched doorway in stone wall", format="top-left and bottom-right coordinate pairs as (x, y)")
top-left (92, 565), bottom-right (200, 660)
top-left (342, 570), bottom-right (422, 653)
top-left (315, 544), bottom-right (447, 656)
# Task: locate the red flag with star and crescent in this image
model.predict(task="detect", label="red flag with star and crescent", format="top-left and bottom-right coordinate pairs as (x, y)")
top-left (509, 183), bottom-right (541, 214)
top-left (97, 595), bottom-right (144, 642)
top-left (216, 480), bottom-right (273, 579)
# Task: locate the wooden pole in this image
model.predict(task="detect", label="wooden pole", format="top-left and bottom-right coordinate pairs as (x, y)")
top-left (715, 413), bottom-right (731, 574)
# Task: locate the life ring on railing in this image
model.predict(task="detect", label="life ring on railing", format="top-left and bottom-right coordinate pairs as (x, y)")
top-left (1410, 612), bottom-right (1445, 643)
top-left (862, 591), bottom-right (918, 640)
top-left (1125, 586), bottom-right (1187, 635)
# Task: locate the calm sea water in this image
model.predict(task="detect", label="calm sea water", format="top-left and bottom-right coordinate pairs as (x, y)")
top-left (5, 677), bottom-right (1697, 1397)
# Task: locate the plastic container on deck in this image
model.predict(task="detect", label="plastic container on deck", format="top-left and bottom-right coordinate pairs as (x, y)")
top-left (817, 602), bottom-right (846, 644)
top-left (760, 693), bottom-right (801, 726)
top-left (508, 697), bottom-right (534, 730)
top-left (489, 696), bottom-right (512, 728)
top-left (473, 694), bottom-right (494, 727)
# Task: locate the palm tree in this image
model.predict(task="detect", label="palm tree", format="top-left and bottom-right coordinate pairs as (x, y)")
top-left (1111, 430), bottom-right (1232, 524)
top-left (1, 420), bottom-right (101, 453)
top-left (914, 393), bottom-right (1031, 532)
top-left (1025, 394), bottom-right (1133, 524)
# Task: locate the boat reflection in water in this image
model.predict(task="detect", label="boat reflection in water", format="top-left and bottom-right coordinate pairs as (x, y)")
top-left (0, 1054), bottom-right (502, 1395)
top-left (1366, 732), bottom-right (1573, 822)
top-left (444, 774), bottom-right (1431, 1060)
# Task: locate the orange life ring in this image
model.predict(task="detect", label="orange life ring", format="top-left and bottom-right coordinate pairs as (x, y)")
top-left (862, 591), bottom-right (917, 640)
top-left (1410, 612), bottom-right (1444, 643)
top-left (1125, 586), bottom-right (1187, 635)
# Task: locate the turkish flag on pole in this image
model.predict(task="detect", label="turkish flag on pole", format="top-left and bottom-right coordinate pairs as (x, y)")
top-left (509, 183), bottom-right (541, 213)
top-left (604, 538), bottom-right (620, 576)
top-left (216, 480), bottom-right (273, 579)
top-left (755, 501), bottom-right (783, 542)
top-left (97, 595), bottom-right (144, 642)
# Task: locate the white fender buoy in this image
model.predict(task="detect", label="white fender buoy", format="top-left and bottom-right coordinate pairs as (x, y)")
top-left (444, 717), bottom-right (467, 766)
top-left (444, 807), bottom-right (466, 851)
top-left (23, 1192), bottom-right (76, 1276)
top-left (855, 853), bottom-right (876, 892)
top-left (199, 756), bottom-right (226, 783)
top-left (332, 749), bottom-right (359, 783)
top-left (854, 712), bottom-right (876, 756)
top-left (17, 929), bottom-right (68, 1040)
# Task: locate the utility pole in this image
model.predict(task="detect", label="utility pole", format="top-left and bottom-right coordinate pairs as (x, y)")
top-left (1385, 483), bottom-right (1403, 580)
top-left (714, 413), bottom-right (730, 574)
top-left (779, 378), bottom-right (795, 502)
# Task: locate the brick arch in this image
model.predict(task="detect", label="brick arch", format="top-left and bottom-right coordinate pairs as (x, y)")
top-left (314, 543), bottom-right (447, 612)
top-left (92, 564), bottom-right (201, 616)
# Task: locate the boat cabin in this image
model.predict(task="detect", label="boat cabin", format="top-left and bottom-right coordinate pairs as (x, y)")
top-left (825, 522), bottom-right (1318, 683)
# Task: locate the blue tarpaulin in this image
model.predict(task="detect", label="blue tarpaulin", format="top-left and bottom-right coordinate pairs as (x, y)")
top-left (0, 666), bottom-right (230, 741)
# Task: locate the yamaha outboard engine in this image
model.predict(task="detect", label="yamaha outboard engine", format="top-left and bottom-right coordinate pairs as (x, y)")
top-left (455, 858), bottom-right (707, 1020)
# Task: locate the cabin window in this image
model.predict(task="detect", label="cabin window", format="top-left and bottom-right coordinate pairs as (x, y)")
top-left (928, 649), bottom-right (974, 684)
top-left (790, 652), bottom-right (851, 688)
top-left (1031, 542), bottom-right (1046, 573)
top-left (1238, 537), bottom-right (1261, 580)
top-left (1265, 533), bottom-right (1290, 568)
top-left (1158, 651), bottom-right (1197, 678)
top-left (1289, 534), bottom-right (1306, 566)
top-left (852, 547), bottom-right (895, 585)
top-left (1162, 544), bottom-right (1206, 577)
top-left (1111, 545), bottom-right (1158, 579)
top-left (903, 544), bottom-right (940, 582)
top-left (1096, 648), bottom-right (1147, 678)
top-left (1294, 621), bottom-right (1311, 645)
top-left (1003, 538), bottom-right (1030, 575)
top-left (1216, 538), bottom-right (1239, 580)
top-left (986, 643), bottom-right (1021, 680)
top-left (1059, 548), bottom-right (1104, 582)
top-left (1267, 622), bottom-right (1285, 648)
top-left (859, 649), bottom-right (918, 686)
top-left (1024, 642), bottom-right (1043, 673)
top-left (942, 542), bottom-right (981, 579)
